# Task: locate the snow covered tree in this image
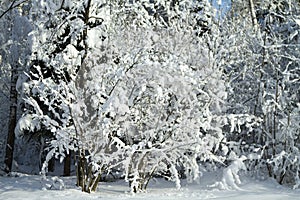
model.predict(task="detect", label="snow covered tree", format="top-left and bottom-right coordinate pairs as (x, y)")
top-left (73, 0), bottom-right (247, 193)
top-left (21, 0), bottom-right (238, 193)
top-left (15, 0), bottom-right (298, 193)
top-left (16, 0), bottom-right (118, 191)
top-left (0, 1), bottom-right (13, 172)
top-left (254, 0), bottom-right (300, 186)
top-left (17, 0), bottom-right (105, 176)
top-left (223, 0), bottom-right (300, 187)
top-left (0, 0), bottom-right (32, 173)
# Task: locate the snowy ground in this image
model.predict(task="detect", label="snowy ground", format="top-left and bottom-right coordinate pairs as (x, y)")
top-left (0, 172), bottom-right (299, 200)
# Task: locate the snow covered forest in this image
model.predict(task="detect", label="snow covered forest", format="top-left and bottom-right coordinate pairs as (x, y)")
top-left (0, 0), bottom-right (300, 196)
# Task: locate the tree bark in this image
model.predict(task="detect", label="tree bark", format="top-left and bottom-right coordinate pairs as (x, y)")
top-left (4, 66), bottom-right (18, 173)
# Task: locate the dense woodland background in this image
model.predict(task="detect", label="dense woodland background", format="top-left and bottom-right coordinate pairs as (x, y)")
top-left (0, 0), bottom-right (299, 193)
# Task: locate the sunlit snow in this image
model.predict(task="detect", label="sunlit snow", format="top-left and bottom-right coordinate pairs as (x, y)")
top-left (0, 172), bottom-right (299, 200)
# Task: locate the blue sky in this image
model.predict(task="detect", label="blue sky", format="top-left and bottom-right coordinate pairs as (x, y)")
top-left (212, 0), bottom-right (231, 17)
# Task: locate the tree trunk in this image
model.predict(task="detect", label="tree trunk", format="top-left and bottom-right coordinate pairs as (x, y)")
top-left (248, 0), bottom-right (258, 29)
top-left (76, 151), bottom-right (86, 190)
top-left (48, 158), bottom-right (55, 172)
top-left (4, 66), bottom-right (18, 173)
top-left (64, 151), bottom-right (71, 176)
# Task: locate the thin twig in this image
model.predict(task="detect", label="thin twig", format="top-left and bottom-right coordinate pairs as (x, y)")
top-left (0, 0), bottom-right (29, 19)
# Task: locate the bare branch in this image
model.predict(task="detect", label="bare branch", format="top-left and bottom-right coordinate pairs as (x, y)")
top-left (0, 0), bottom-right (29, 19)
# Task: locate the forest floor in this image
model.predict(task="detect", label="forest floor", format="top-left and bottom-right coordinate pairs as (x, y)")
top-left (0, 171), bottom-right (299, 200)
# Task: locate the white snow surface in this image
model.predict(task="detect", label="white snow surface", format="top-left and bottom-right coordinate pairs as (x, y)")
top-left (0, 172), bottom-right (299, 200)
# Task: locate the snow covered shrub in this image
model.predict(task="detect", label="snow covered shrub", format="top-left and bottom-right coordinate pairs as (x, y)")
top-left (222, 155), bottom-right (247, 190)
top-left (69, 61), bottom-right (128, 192)
top-left (210, 155), bottom-right (247, 190)
top-left (100, 26), bottom-right (232, 193)
top-left (69, 29), bottom-right (230, 193)
top-left (42, 176), bottom-right (65, 190)
top-left (68, 0), bottom-right (231, 192)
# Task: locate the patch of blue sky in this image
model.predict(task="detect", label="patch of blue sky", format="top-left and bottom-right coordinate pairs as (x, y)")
top-left (211, 0), bottom-right (231, 18)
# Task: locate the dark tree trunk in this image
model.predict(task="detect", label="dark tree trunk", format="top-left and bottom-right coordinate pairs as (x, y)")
top-left (48, 157), bottom-right (55, 172)
top-left (76, 151), bottom-right (86, 190)
top-left (64, 152), bottom-right (71, 176)
top-left (4, 66), bottom-right (18, 173)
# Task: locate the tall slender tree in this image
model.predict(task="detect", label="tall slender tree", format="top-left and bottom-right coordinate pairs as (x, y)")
top-left (1, 1), bottom-right (32, 173)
